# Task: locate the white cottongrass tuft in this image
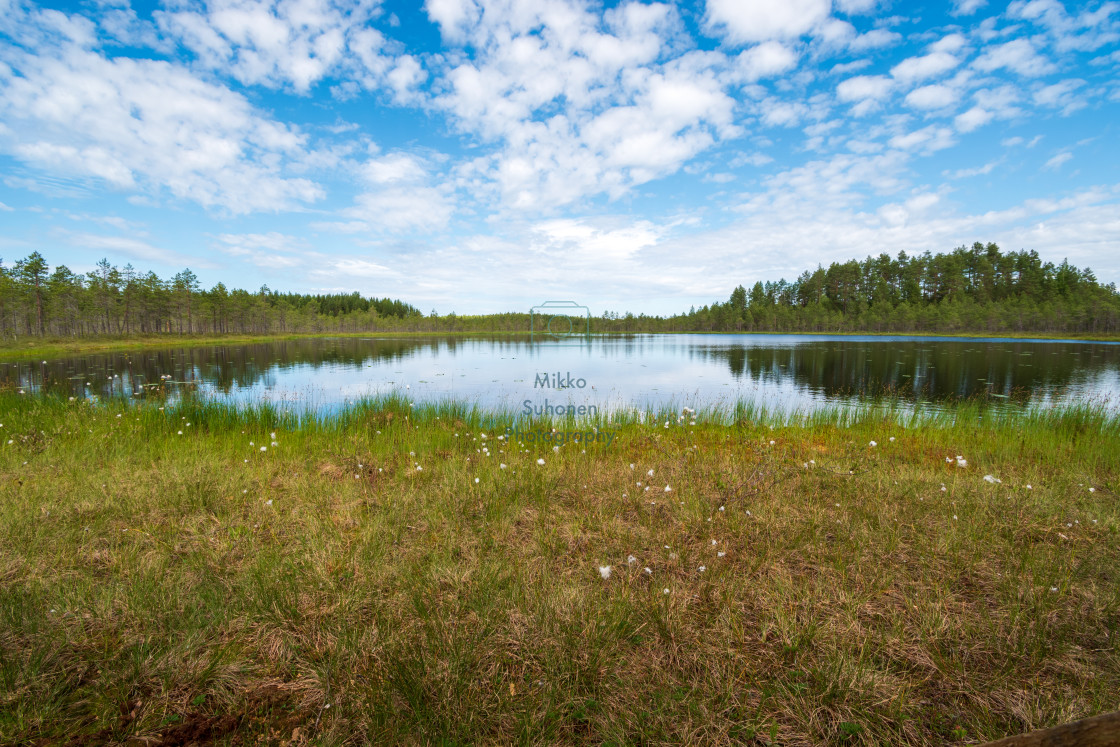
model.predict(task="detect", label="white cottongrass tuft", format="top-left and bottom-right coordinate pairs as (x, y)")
top-left (537, 458), bottom-right (545, 465)
top-left (956, 456), bottom-right (968, 467)
top-left (983, 475), bottom-right (1001, 484)
top-left (599, 566), bottom-right (612, 580)
top-left (869, 441), bottom-right (877, 447)
top-left (663, 588), bottom-right (670, 594)
top-left (698, 565), bottom-right (706, 572)
top-left (627, 555), bottom-right (637, 565)
top-left (664, 485), bottom-right (671, 492)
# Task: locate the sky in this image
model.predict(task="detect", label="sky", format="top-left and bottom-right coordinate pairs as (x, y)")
top-left (1, 0), bottom-right (1118, 316)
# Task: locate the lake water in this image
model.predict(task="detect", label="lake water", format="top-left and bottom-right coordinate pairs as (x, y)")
top-left (4, 334), bottom-right (1119, 415)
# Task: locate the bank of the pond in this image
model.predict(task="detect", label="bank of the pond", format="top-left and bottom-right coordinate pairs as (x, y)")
top-left (1, 395), bottom-right (1118, 745)
top-left (3, 327), bottom-right (1119, 362)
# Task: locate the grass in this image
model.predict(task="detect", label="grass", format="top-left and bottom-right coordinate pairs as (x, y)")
top-left (1, 391), bottom-right (1118, 745)
top-left (2, 326), bottom-right (1119, 361)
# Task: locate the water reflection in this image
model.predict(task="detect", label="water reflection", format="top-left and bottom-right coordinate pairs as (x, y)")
top-left (2, 334), bottom-right (1118, 413)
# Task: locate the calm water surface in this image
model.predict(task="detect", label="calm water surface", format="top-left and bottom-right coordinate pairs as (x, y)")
top-left (4, 334), bottom-right (1119, 415)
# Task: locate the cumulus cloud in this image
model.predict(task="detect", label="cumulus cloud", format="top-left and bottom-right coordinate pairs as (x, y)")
top-left (317, 151), bottom-right (455, 233)
top-left (0, 39), bottom-right (323, 214)
top-left (836, 74), bottom-right (893, 102)
top-left (952, 0), bottom-right (987, 15)
top-left (705, 0), bottom-right (832, 44)
top-left (905, 84), bottom-right (959, 110)
top-left (424, 2), bottom-right (742, 210)
top-left (891, 51), bottom-right (960, 83)
top-left (954, 106), bottom-right (994, 132)
top-left (155, 0), bottom-right (380, 93)
top-left (1032, 78), bottom-right (1086, 114)
top-left (888, 125), bottom-right (956, 154)
top-left (973, 38), bottom-right (1057, 76)
top-left (735, 41), bottom-right (798, 81)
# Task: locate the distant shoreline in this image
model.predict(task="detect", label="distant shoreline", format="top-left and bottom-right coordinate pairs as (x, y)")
top-left (2, 328), bottom-right (1119, 361)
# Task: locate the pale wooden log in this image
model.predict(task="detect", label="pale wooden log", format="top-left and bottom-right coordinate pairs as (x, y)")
top-left (979, 710), bottom-right (1120, 747)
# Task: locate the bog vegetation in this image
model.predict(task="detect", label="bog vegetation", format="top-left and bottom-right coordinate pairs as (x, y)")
top-left (3, 241), bottom-right (1119, 341)
top-left (0, 393), bottom-right (1117, 744)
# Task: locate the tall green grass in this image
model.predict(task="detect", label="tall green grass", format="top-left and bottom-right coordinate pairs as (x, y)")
top-left (0, 390), bottom-right (1117, 745)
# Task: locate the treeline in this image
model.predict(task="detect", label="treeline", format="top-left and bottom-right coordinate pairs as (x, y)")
top-left (679, 242), bottom-right (1120, 335)
top-left (2, 243), bottom-right (1119, 339)
top-left (0, 254), bottom-right (423, 338)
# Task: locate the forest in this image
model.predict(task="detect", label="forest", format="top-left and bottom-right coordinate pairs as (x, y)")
top-left (2, 242), bottom-right (1119, 339)
top-left (0, 255), bottom-right (423, 337)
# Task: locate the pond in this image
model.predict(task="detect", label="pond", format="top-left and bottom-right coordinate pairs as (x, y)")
top-left (3, 334), bottom-right (1119, 416)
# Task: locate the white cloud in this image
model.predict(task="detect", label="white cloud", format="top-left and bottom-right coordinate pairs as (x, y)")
top-left (905, 84), bottom-right (959, 110)
top-left (1009, 0), bottom-right (1120, 53)
top-left (59, 231), bottom-right (215, 268)
top-left (318, 150), bottom-right (455, 233)
top-left (849, 27), bottom-right (902, 51)
top-left (945, 161), bottom-right (998, 178)
top-left (877, 191), bottom-right (941, 227)
top-left (155, 0), bottom-right (381, 93)
top-left (0, 42), bottom-right (324, 214)
top-left (361, 152), bottom-right (429, 185)
top-left (888, 125), bottom-right (956, 153)
top-left (1003, 134), bottom-right (1043, 148)
top-left (1032, 79), bottom-right (1086, 115)
top-left (951, 0), bottom-right (987, 16)
top-left (971, 85), bottom-right (1024, 121)
top-left (836, 74), bottom-right (893, 102)
top-left (831, 59), bottom-right (872, 75)
top-left (1043, 151), bottom-right (1072, 170)
top-left (425, 5), bottom-right (742, 211)
top-left (835, 0), bottom-right (879, 14)
top-left (891, 51), bottom-right (960, 83)
top-left (735, 41), bottom-right (798, 81)
top-left (705, 0), bottom-right (832, 44)
top-left (930, 33), bottom-right (968, 54)
top-left (425, 0), bottom-right (481, 43)
top-left (973, 38), bottom-right (1057, 76)
top-left (954, 106), bottom-right (994, 132)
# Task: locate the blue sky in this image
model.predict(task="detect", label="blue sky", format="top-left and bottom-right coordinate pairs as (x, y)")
top-left (1, 0), bottom-right (1118, 315)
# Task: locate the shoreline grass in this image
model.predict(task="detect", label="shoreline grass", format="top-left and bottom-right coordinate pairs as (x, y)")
top-left (1, 393), bottom-right (1118, 745)
top-left (2, 326), bottom-right (1119, 362)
